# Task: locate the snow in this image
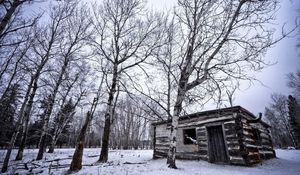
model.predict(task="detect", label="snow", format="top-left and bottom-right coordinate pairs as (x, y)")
top-left (1, 149), bottom-right (300, 175)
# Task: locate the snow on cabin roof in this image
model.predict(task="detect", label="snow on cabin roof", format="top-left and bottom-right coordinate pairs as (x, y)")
top-left (152, 105), bottom-right (270, 127)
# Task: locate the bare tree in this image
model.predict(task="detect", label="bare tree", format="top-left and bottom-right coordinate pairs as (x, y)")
top-left (265, 93), bottom-right (297, 147)
top-left (163, 0), bottom-right (294, 168)
top-left (91, 0), bottom-right (164, 162)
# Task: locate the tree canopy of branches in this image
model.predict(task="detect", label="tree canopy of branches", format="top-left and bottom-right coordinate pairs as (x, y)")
top-left (91, 0), bottom-right (164, 163)
top-left (158, 0), bottom-right (291, 168)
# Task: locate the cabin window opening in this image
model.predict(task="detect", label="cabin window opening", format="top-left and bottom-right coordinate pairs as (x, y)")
top-left (183, 128), bottom-right (197, 145)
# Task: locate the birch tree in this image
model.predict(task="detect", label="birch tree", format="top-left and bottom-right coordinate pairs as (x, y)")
top-left (165, 0), bottom-right (292, 168)
top-left (91, 0), bottom-right (164, 162)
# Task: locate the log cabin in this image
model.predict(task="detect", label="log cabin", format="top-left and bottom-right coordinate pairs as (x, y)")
top-left (151, 106), bottom-right (276, 166)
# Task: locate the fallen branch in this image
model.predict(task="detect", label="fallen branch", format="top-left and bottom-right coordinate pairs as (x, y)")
top-left (123, 162), bottom-right (147, 165)
top-left (87, 154), bottom-right (100, 158)
top-left (45, 157), bottom-right (72, 162)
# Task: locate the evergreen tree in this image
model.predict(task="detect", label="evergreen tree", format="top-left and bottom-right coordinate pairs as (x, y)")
top-left (26, 120), bottom-right (43, 148)
top-left (288, 95), bottom-right (300, 148)
top-left (0, 84), bottom-right (19, 147)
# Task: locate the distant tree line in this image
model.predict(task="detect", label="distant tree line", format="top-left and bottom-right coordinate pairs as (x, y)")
top-left (264, 69), bottom-right (300, 148)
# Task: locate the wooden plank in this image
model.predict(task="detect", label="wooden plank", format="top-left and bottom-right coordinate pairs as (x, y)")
top-left (197, 131), bottom-right (206, 137)
top-left (226, 141), bottom-right (239, 148)
top-left (155, 143), bottom-right (169, 146)
top-left (178, 115), bottom-right (233, 128)
top-left (229, 156), bottom-right (245, 165)
top-left (242, 130), bottom-right (254, 137)
top-left (197, 136), bottom-right (207, 141)
top-left (228, 145), bottom-right (240, 150)
top-left (155, 146), bottom-right (169, 150)
top-left (155, 148), bottom-right (169, 152)
top-left (224, 120), bottom-right (235, 124)
top-left (198, 141), bottom-right (208, 147)
top-left (226, 134), bottom-right (238, 140)
top-left (196, 126), bottom-right (206, 130)
top-left (244, 143), bottom-right (258, 149)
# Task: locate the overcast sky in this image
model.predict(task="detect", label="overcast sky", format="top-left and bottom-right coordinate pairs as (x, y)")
top-left (232, 0), bottom-right (300, 115)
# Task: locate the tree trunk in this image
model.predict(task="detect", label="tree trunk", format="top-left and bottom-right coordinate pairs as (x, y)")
top-left (166, 96), bottom-right (183, 169)
top-left (68, 111), bottom-right (92, 172)
top-left (0, 0), bottom-right (23, 37)
top-left (99, 116), bottom-right (111, 162)
top-left (1, 131), bottom-right (18, 173)
top-left (48, 134), bottom-right (58, 153)
top-left (1, 75), bottom-right (34, 173)
top-left (15, 77), bottom-right (38, 160)
top-left (36, 59), bottom-right (68, 160)
top-left (48, 142), bottom-right (55, 153)
top-left (36, 96), bottom-right (53, 160)
top-left (167, 44), bottom-right (193, 168)
top-left (98, 65), bottom-right (118, 162)
top-left (15, 111), bottom-right (29, 160)
top-left (69, 96), bottom-right (99, 172)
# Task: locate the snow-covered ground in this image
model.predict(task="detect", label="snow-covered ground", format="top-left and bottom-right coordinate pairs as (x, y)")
top-left (1, 149), bottom-right (300, 175)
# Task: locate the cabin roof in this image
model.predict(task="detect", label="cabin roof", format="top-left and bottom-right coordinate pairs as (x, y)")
top-left (152, 105), bottom-right (270, 127)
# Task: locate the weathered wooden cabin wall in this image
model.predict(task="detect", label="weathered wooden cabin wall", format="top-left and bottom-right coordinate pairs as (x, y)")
top-left (177, 113), bottom-right (234, 160)
top-left (250, 122), bottom-right (275, 159)
top-left (238, 112), bottom-right (275, 165)
top-left (153, 112), bottom-right (244, 164)
top-left (152, 107), bottom-right (276, 166)
top-left (153, 124), bottom-right (170, 158)
top-left (225, 116), bottom-right (247, 165)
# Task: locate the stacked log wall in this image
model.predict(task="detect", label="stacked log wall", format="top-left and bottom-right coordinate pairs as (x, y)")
top-left (196, 126), bottom-right (208, 161)
top-left (239, 112), bottom-right (276, 165)
top-left (249, 122), bottom-right (275, 160)
top-left (240, 117), bottom-right (261, 165)
top-left (224, 118), bottom-right (246, 165)
top-left (153, 124), bottom-right (170, 158)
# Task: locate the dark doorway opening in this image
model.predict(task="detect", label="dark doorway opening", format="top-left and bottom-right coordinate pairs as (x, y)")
top-left (207, 125), bottom-right (228, 163)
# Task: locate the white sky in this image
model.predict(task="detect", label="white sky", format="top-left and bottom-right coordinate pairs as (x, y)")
top-left (233, 0), bottom-right (300, 114)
